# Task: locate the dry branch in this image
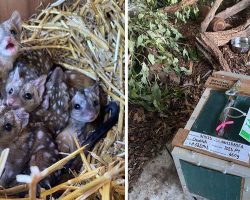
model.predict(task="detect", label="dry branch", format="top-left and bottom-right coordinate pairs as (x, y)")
top-left (196, 34), bottom-right (231, 72)
top-left (216, 0), bottom-right (250, 19)
top-left (209, 17), bottom-right (229, 32)
top-left (201, 0), bottom-right (223, 32)
top-left (198, 6), bottom-right (229, 31)
top-left (195, 41), bottom-right (219, 70)
top-left (204, 19), bottom-right (250, 46)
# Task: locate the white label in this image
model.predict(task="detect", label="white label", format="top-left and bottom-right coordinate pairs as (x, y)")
top-left (239, 108), bottom-right (250, 143)
top-left (184, 131), bottom-right (250, 163)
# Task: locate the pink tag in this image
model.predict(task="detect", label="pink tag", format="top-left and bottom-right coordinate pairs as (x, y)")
top-left (216, 121), bottom-right (234, 132)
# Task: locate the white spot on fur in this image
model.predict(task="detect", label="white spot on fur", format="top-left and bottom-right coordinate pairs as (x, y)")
top-left (52, 104), bottom-right (57, 110)
top-left (49, 143), bottom-right (54, 147)
top-left (37, 131), bottom-right (44, 139)
top-left (43, 152), bottom-right (51, 158)
top-left (36, 145), bottom-right (45, 151)
top-left (31, 155), bottom-right (36, 161)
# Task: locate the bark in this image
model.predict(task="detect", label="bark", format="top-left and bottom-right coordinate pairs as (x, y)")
top-left (216, 0), bottom-right (250, 19)
top-left (196, 34), bottom-right (231, 72)
top-left (200, 0), bottom-right (223, 32)
top-left (209, 17), bottom-right (228, 32)
top-left (204, 19), bottom-right (250, 46)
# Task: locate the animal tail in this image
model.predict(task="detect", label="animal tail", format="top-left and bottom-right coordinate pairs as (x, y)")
top-left (82, 101), bottom-right (120, 151)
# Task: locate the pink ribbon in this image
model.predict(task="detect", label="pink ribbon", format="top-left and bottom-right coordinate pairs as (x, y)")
top-left (216, 121), bottom-right (234, 132)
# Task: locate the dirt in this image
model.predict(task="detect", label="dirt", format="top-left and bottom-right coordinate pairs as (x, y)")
top-left (129, 6), bottom-right (250, 193)
top-left (128, 61), bottom-right (213, 191)
top-left (128, 18), bottom-right (213, 190)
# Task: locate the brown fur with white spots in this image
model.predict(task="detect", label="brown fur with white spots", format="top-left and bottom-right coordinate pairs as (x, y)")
top-left (0, 105), bottom-right (58, 188)
top-left (5, 50), bottom-right (52, 108)
top-left (56, 84), bottom-right (100, 153)
top-left (34, 67), bottom-right (70, 135)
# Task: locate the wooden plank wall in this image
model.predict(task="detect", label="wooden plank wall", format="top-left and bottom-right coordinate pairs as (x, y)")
top-left (0, 0), bottom-right (53, 21)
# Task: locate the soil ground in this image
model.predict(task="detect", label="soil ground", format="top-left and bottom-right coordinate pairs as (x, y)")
top-left (129, 11), bottom-right (250, 196)
top-left (128, 20), bottom-right (212, 190)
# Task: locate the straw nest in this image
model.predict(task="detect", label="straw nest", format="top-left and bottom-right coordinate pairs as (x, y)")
top-left (0, 0), bottom-right (125, 199)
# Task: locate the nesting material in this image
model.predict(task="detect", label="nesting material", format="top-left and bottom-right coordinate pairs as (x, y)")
top-left (0, 0), bottom-right (125, 199)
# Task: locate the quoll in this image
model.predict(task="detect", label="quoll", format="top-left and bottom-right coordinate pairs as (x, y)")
top-left (35, 67), bottom-right (70, 135)
top-left (0, 11), bottom-right (22, 91)
top-left (56, 84), bottom-right (100, 153)
top-left (5, 49), bottom-right (52, 107)
top-left (5, 69), bottom-right (47, 112)
top-left (0, 105), bottom-right (59, 188)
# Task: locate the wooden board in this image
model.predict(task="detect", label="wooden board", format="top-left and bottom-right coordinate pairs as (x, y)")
top-left (205, 77), bottom-right (250, 96)
top-left (0, 0), bottom-right (53, 21)
top-left (214, 71), bottom-right (250, 83)
top-left (172, 128), bottom-right (250, 168)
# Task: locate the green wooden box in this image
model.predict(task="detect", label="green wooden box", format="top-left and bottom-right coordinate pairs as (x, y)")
top-left (172, 72), bottom-right (250, 200)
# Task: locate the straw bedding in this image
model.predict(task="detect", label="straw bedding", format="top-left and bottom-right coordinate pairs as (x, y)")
top-left (0, 0), bottom-right (125, 199)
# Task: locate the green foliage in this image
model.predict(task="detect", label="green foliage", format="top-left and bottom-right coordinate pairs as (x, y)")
top-left (129, 0), bottom-right (198, 111)
top-left (175, 5), bottom-right (199, 22)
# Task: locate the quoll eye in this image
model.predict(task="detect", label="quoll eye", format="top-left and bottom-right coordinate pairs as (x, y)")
top-left (8, 88), bottom-right (13, 95)
top-left (4, 123), bottom-right (12, 132)
top-left (24, 93), bottom-right (32, 100)
top-left (93, 100), bottom-right (99, 107)
top-left (10, 29), bottom-right (17, 35)
top-left (74, 104), bottom-right (81, 110)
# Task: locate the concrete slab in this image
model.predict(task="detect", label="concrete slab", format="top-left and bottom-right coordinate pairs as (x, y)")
top-left (129, 149), bottom-right (185, 200)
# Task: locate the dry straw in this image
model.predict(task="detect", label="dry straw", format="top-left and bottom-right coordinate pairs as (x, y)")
top-left (0, 0), bottom-right (125, 199)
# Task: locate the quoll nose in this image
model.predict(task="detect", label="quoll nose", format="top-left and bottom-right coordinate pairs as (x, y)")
top-left (7, 99), bottom-right (15, 106)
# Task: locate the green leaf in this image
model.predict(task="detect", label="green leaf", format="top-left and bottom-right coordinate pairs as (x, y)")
top-left (137, 35), bottom-right (144, 47)
top-left (138, 13), bottom-right (144, 19)
top-left (182, 48), bottom-right (189, 60)
top-left (173, 57), bottom-right (179, 65)
top-left (151, 83), bottom-right (161, 100)
top-left (148, 54), bottom-right (155, 65)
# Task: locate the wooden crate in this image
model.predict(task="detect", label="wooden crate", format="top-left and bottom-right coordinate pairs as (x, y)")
top-left (172, 71), bottom-right (250, 200)
top-left (0, 0), bottom-right (53, 21)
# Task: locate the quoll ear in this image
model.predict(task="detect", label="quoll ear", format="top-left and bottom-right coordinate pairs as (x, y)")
top-left (85, 83), bottom-right (99, 96)
top-left (33, 75), bottom-right (47, 99)
top-left (12, 67), bottom-right (20, 81)
top-left (50, 67), bottom-right (64, 84)
top-left (15, 108), bottom-right (29, 129)
top-left (9, 11), bottom-right (22, 32)
top-left (41, 95), bottom-right (49, 110)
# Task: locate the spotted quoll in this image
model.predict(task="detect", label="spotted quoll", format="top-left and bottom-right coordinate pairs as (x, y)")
top-left (34, 67), bottom-right (70, 135)
top-left (5, 49), bottom-right (52, 107)
top-left (0, 105), bottom-right (58, 188)
top-left (56, 84), bottom-right (100, 153)
top-left (0, 11), bottom-right (22, 92)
